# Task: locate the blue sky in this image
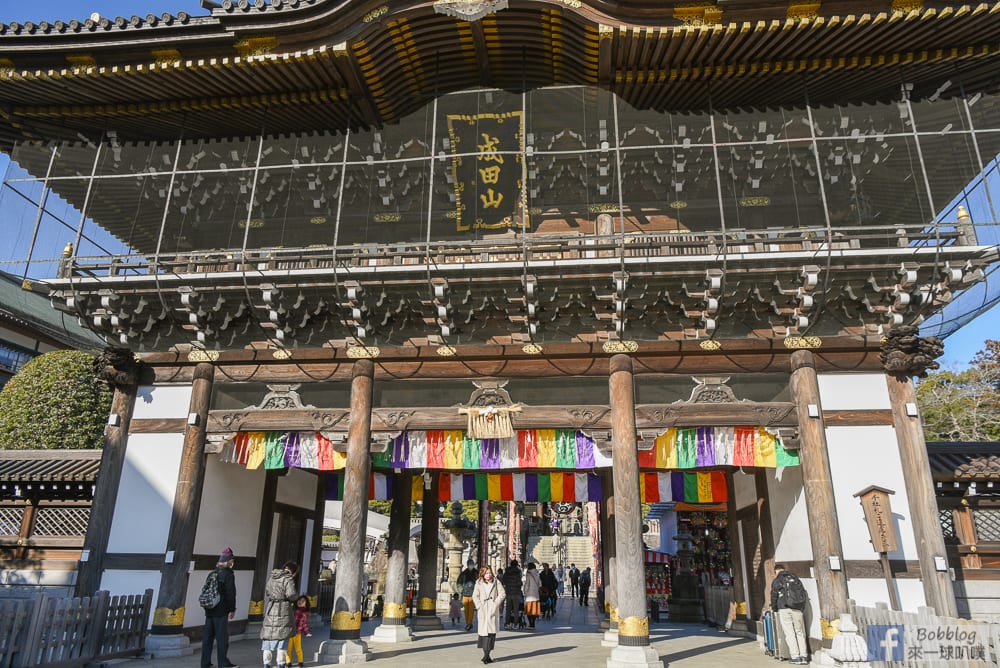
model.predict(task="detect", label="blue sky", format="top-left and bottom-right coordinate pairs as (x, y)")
top-left (1, 0), bottom-right (999, 367)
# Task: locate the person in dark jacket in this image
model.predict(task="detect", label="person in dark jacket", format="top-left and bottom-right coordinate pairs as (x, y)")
top-left (501, 560), bottom-right (523, 628)
top-left (261, 562), bottom-right (299, 668)
top-left (201, 548), bottom-right (238, 668)
top-left (770, 564), bottom-right (809, 665)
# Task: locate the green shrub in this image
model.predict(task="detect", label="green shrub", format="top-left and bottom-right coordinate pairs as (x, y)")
top-left (0, 350), bottom-right (112, 450)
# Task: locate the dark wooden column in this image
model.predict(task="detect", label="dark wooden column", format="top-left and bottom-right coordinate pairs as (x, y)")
top-left (248, 471), bottom-right (279, 622)
top-left (372, 472), bottom-right (414, 642)
top-left (307, 472), bottom-right (327, 605)
top-left (886, 372), bottom-right (958, 616)
top-left (607, 354), bottom-right (658, 667)
top-left (151, 362), bottom-right (214, 635)
top-left (330, 359), bottom-right (375, 640)
top-left (412, 475), bottom-right (443, 630)
top-left (726, 470), bottom-right (751, 633)
top-left (600, 475), bottom-right (619, 644)
top-left (790, 350), bottom-right (849, 640)
top-left (754, 468), bottom-right (777, 611)
top-left (77, 382), bottom-right (137, 596)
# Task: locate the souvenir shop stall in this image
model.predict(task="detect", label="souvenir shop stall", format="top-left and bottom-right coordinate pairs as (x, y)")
top-left (643, 548), bottom-right (672, 617)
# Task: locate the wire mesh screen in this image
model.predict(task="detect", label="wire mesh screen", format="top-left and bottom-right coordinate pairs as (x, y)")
top-left (973, 508), bottom-right (1000, 542)
top-left (31, 506), bottom-right (90, 537)
top-left (938, 508), bottom-right (957, 544)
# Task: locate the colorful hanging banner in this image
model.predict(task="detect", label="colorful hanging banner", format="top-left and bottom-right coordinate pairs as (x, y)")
top-left (323, 472), bottom-right (603, 503)
top-left (223, 426), bottom-right (797, 473)
top-left (638, 471), bottom-right (729, 504)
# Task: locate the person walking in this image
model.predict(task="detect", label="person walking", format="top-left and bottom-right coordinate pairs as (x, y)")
top-left (568, 563), bottom-right (580, 599)
top-left (771, 564), bottom-right (810, 665)
top-left (554, 564), bottom-right (565, 597)
top-left (578, 566), bottom-right (591, 606)
top-left (539, 563), bottom-right (558, 617)
top-left (201, 548), bottom-right (238, 668)
top-left (522, 563), bottom-right (541, 629)
top-left (457, 558), bottom-right (479, 631)
top-left (501, 560), bottom-right (523, 628)
top-left (472, 566), bottom-right (506, 664)
top-left (261, 561), bottom-right (299, 668)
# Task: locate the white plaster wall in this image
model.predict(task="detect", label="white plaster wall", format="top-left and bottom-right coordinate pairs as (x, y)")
top-left (100, 569), bottom-right (162, 627)
top-left (132, 385), bottom-right (193, 419)
top-left (183, 568), bottom-right (254, 626)
top-left (817, 373), bottom-right (891, 410)
top-left (1, 568), bottom-right (76, 586)
top-left (276, 468), bottom-right (318, 509)
top-left (107, 433), bottom-right (184, 554)
top-left (825, 425), bottom-right (920, 564)
top-left (268, 512), bottom-right (280, 575)
top-left (194, 456), bottom-right (265, 557)
top-left (733, 470), bottom-right (756, 510)
top-left (844, 578), bottom-right (926, 612)
top-left (767, 466), bottom-right (813, 563)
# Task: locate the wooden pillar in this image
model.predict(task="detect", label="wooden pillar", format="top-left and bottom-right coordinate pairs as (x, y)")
top-left (953, 503), bottom-right (981, 570)
top-left (608, 354), bottom-right (659, 668)
top-left (248, 471), bottom-right (279, 622)
top-left (372, 472), bottom-right (414, 642)
top-left (307, 472), bottom-right (327, 607)
top-left (726, 470), bottom-right (750, 633)
top-left (478, 500), bottom-right (490, 568)
top-left (886, 373), bottom-right (958, 616)
top-left (790, 350), bottom-right (849, 641)
top-left (77, 383), bottom-right (137, 596)
top-left (151, 362), bottom-right (214, 635)
top-left (318, 359), bottom-right (374, 663)
top-left (331, 359), bottom-right (374, 639)
top-left (754, 468), bottom-right (777, 610)
top-left (600, 475), bottom-right (619, 645)
top-left (412, 475), bottom-right (443, 630)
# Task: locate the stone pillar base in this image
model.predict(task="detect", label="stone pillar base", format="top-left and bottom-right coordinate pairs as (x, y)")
top-left (411, 614), bottom-right (443, 631)
top-left (316, 638), bottom-right (371, 664)
top-left (370, 623), bottom-right (414, 643)
top-left (599, 617), bottom-right (611, 630)
top-left (601, 629), bottom-right (619, 647)
top-left (245, 620), bottom-right (263, 637)
top-left (145, 633), bottom-right (195, 658)
top-left (607, 644), bottom-right (661, 668)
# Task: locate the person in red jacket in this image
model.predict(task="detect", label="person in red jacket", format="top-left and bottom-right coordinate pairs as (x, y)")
top-left (285, 595), bottom-right (312, 668)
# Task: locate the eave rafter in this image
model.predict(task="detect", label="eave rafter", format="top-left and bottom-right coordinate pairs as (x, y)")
top-left (2, 3), bottom-right (1000, 141)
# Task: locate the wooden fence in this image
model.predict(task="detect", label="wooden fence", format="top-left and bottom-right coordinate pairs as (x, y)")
top-left (0, 589), bottom-right (152, 668)
top-left (848, 599), bottom-right (993, 667)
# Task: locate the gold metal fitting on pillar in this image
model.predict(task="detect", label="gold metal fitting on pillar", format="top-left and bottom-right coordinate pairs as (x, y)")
top-left (332, 611), bottom-right (362, 630)
top-left (418, 597), bottom-right (436, 611)
top-left (248, 600), bottom-right (264, 615)
top-left (618, 616), bottom-right (649, 636)
top-left (384, 601), bottom-right (407, 619)
top-left (152, 606), bottom-right (185, 627)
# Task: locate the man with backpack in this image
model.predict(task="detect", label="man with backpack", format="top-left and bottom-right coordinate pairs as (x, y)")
top-left (770, 563), bottom-right (809, 665)
top-left (578, 567), bottom-right (592, 606)
top-left (200, 547), bottom-right (238, 668)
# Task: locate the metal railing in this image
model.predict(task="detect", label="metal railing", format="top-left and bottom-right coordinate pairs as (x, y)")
top-left (57, 223), bottom-right (967, 280)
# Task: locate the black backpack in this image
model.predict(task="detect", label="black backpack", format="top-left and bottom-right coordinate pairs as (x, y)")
top-left (779, 572), bottom-right (807, 610)
top-left (199, 569), bottom-right (222, 609)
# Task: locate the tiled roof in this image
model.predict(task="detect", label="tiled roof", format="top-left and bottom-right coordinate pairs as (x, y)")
top-left (0, 270), bottom-right (104, 351)
top-left (927, 442), bottom-right (1000, 482)
top-left (0, 449), bottom-right (102, 482)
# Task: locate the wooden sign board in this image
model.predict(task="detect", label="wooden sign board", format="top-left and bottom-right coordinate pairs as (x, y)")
top-left (854, 485), bottom-right (899, 554)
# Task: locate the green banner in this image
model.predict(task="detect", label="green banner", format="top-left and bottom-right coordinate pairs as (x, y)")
top-left (446, 111), bottom-right (525, 232)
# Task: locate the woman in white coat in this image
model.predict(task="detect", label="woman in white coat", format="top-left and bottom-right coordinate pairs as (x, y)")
top-left (472, 566), bottom-right (506, 664)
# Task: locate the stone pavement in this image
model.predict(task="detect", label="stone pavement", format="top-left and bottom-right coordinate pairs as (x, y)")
top-left (127, 595), bottom-right (776, 667)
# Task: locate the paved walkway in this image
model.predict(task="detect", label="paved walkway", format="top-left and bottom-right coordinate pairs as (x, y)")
top-left (129, 595), bottom-right (775, 667)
